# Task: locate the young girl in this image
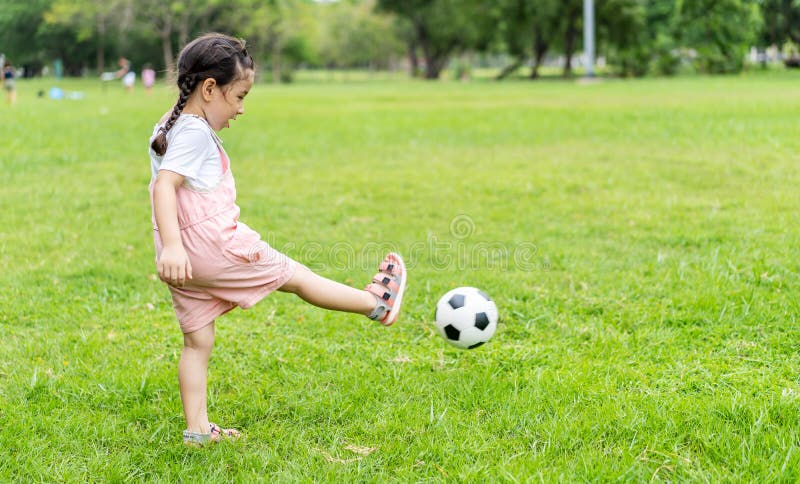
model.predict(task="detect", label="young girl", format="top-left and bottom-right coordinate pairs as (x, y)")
top-left (141, 63), bottom-right (156, 94)
top-left (149, 33), bottom-right (407, 446)
top-left (3, 61), bottom-right (16, 105)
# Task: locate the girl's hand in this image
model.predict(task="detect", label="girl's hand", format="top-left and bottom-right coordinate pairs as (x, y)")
top-left (158, 243), bottom-right (193, 287)
top-left (153, 170), bottom-right (190, 287)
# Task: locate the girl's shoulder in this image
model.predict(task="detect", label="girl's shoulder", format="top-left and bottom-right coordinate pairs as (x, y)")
top-left (152, 114), bottom-right (212, 139)
top-left (154, 112), bottom-right (207, 129)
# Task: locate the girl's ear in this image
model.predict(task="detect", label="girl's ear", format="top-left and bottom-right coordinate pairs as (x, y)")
top-left (201, 78), bottom-right (217, 101)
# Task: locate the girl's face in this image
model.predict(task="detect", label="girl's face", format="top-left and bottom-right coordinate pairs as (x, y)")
top-left (203, 69), bottom-right (255, 131)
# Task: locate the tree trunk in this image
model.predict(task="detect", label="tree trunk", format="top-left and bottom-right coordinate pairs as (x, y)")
top-left (563, 7), bottom-right (579, 78)
top-left (531, 35), bottom-right (548, 79)
top-left (96, 14), bottom-right (105, 74)
top-left (424, 55), bottom-right (446, 79)
top-left (148, 4), bottom-right (175, 81)
top-left (178, 12), bottom-right (190, 48)
top-left (407, 38), bottom-right (419, 78)
top-left (160, 28), bottom-right (174, 82)
top-left (416, 21), bottom-right (450, 80)
top-left (271, 37), bottom-right (282, 83)
top-left (496, 58), bottom-right (523, 80)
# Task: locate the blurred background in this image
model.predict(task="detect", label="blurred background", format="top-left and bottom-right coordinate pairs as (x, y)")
top-left (1, 0), bottom-right (799, 83)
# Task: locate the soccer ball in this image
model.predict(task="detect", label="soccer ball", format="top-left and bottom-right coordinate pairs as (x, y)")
top-left (434, 287), bottom-right (498, 349)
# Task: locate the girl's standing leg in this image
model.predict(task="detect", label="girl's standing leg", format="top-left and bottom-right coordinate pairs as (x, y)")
top-left (179, 322), bottom-right (215, 433)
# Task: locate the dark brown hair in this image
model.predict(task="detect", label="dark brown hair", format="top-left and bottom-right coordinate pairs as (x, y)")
top-left (150, 33), bottom-right (254, 156)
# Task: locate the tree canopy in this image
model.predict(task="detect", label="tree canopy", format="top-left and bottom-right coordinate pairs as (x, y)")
top-left (0, 0), bottom-right (787, 79)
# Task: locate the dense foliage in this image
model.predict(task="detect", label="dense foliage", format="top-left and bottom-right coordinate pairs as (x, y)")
top-left (0, 0), bottom-right (791, 79)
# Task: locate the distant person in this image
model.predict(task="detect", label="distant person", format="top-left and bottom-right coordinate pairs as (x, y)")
top-left (3, 61), bottom-right (16, 105)
top-left (115, 57), bottom-right (135, 92)
top-left (148, 33), bottom-right (407, 446)
top-left (141, 63), bottom-right (156, 94)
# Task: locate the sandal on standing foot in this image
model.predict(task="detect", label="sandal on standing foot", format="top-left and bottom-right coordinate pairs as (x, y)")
top-left (183, 423), bottom-right (241, 446)
top-left (365, 252), bottom-right (407, 326)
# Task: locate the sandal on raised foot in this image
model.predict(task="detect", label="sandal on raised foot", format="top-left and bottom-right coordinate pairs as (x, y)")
top-left (183, 423), bottom-right (241, 446)
top-left (365, 252), bottom-right (407, 326)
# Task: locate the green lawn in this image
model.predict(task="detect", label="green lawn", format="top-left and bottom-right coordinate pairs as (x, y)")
top-left (3, 71), bottom-right (800, 481)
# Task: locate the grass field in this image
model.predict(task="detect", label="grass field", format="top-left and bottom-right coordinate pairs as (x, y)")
top-left (3, 71), bottom-right (800, 481)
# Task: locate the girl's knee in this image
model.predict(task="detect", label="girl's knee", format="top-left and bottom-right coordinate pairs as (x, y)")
top-left (183, 322), bottom-right (215, 351)
top-left (279, 265), bottom-right (314, 295)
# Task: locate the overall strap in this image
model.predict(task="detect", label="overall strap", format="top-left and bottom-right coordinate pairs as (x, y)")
top-left (218, 146), bottom-right (229, 173)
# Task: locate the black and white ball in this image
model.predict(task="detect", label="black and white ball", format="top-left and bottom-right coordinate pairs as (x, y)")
top-left (434, 287), bottom-right (498, 349)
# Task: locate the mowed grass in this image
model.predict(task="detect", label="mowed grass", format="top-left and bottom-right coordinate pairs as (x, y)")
top-left (3, 71), bottom-right (800, 481)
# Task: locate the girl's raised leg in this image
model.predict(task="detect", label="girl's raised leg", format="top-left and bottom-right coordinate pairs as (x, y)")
top-left (279, 265), bottom-right (375, 315)
top-left (279, 253), bottom-right (407, 326)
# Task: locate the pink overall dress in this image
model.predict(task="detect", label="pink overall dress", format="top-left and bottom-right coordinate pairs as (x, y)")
top-left (151, 146), bottom-right (297, 333)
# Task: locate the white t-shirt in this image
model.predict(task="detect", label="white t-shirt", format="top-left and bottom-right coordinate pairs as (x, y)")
top-left (149, 115), bottom-right (226, 191)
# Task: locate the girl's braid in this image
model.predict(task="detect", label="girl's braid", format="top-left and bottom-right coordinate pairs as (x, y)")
top-left (150, 74), bottom-right (198, 156)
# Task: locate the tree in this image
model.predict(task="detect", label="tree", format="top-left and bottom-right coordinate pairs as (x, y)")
top-left (223, 0), bottom-right (316, 82)
top-left (486, 0), bottom-right (561, 80)
top-left (528, 0), bottom-right (561, 78)
top-left (0, 0), bottom-right (96, 74)
top-left (377, 0), bottom-right (486, 79)
top-left (759, 0), bottom-right (800, 46)
top-left (44, 0), bottom-right (135, 74)
top-left (316, 0), bottom-right (404, 70)
top-left (133, 0), bottom-right (221, 79)
top-left (490, 0), bottom-right (530, 79)
top-left (681, 0), bottom-right (761, 73)
top-left (596, 0), bottom-right (650, 77)
top-left (597, 0), bottom-right (761, 76)
top-left (558, 0), bottom-right (582, 77)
